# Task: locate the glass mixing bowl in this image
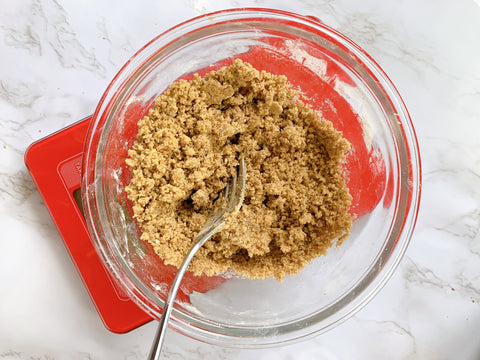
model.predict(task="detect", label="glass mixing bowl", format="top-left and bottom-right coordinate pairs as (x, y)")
top-left (81, 8), bottom-right (421, 347)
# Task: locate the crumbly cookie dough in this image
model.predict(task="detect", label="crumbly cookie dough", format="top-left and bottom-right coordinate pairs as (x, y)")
top-left (125, 59), bottom-right (352, 281)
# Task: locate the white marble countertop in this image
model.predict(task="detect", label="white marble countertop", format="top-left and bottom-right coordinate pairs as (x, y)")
top-left (1, 0), bottom-right (479, 359)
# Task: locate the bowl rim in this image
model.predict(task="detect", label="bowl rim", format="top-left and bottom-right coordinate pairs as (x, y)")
top-left (81, 7), bottom-right (422, 347)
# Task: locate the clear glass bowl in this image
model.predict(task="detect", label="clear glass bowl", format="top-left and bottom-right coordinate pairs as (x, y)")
top-left (82, 8), bottom-right (421, 347)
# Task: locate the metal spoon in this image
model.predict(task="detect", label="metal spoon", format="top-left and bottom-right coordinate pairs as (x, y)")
top-left (148, 157), bottom-right (246, 360)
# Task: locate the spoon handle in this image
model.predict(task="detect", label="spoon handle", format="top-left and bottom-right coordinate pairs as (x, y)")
top-left (149, 157), bottom-right (245, 359)
top-left (147, 222), bottom-right (224, 360)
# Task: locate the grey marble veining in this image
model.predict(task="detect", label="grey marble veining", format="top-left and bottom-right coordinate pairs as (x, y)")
top-left (1, 0), bottom-right (479, 359)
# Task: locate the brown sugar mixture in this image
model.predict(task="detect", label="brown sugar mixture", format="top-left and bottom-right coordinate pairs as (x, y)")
top-left (125, 59), bottom-right (352, 281)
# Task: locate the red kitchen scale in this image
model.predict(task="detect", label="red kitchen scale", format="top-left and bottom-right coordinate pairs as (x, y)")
top-left (25, 116), bottom-right (152, 334)
top-left (24, 36), bottom-right (391, 334)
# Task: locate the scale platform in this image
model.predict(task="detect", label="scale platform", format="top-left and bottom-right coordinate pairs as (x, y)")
top-left (25, 117), bottom-right (152, 334)
top-left (23, 37), bottom-right (392, 334)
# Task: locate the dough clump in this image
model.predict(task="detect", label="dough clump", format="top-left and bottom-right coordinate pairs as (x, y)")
top-left (125, 59), bottom-right (352, 281)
